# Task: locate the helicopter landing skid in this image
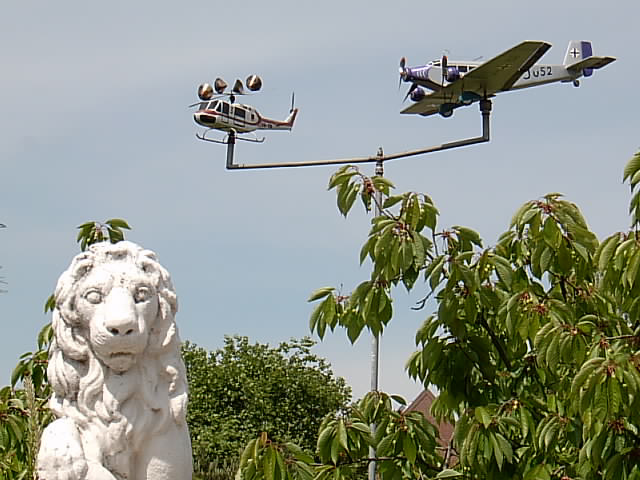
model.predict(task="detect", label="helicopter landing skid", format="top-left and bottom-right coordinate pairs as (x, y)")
top-left (196, 129), bottom-right (265, 145)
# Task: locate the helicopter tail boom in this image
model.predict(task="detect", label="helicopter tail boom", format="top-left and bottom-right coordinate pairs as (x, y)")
top-left (258, 108), bottom-right (298, 131)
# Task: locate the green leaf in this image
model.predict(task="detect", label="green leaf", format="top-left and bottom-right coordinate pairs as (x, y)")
top-left (403, 434), bottom-right (417, 463)
top-left (376, 433), bottom-right (395, 457)
top-left (598, 234), bottom-right (621, 271)
top-left (492, 255), bottom-right (513, 288)
top-left (308, 287), bottom-right (335, 302)
top-left (543, 217), bottom-right (562, 249)
top-left (265, 446), bottom-right (276, 480)
top-left (105, 218), bottom-right (131, 230)
top-left (383, 195), bottom-right (403, 209)
top-left (436, 469), bottom-right (463, 479)
top-left (454, 226), bottom-right (483, 247)
top-left (475, 406), bottom-right (491, 428)
top-left (623, 151), bottom-right (640, 183)
top-left (337, 419), bottom-right (348, 450)
top-left (490, 432), bottom-right (504, 470)
top-left (328, 169), bottom-right (356, 190)
top-left (390, 394), bottom-right (407, 406)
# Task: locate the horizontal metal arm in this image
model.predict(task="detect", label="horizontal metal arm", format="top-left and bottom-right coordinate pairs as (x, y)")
top-left (225, 99), bottom-right (492, 170)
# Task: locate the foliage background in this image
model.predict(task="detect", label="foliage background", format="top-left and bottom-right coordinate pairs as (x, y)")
top-left (183, 336), bottom-right (351, 474)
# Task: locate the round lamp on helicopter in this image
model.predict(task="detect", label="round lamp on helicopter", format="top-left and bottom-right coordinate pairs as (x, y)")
top-left (197, 83), bottom-right (214, 100)
top-left (246, 74), bottom-right (263, 91)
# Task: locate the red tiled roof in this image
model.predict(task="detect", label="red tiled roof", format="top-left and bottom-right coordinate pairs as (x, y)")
top-left (404, 389), bottom-right (454, 446)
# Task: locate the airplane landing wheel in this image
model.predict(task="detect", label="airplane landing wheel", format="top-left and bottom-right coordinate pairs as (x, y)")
top-left (573, 79), bottom-right (580, 87)
top-left (440, 109), bottom-right (453, 118)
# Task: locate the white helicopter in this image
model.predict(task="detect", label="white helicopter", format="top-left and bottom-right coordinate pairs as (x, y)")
top-left (192, 75), bottom-right (298, 144)
top-left (399, 40), bottom-right (615, 118)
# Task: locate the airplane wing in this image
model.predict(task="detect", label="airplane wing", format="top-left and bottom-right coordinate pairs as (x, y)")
top-left (567, 55), bottom-right (616, 73)
top-left (402, 41), bottom-right (552, 115)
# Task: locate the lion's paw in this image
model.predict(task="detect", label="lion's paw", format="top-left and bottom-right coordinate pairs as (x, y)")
top-left (37, 418), bottom-right (88, 480)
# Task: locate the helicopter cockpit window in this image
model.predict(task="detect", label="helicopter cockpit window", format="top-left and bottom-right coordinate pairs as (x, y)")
top-left (221, 102), bottom-right (229, 114)
top-left (235, 108), bottom-right (246, 119)
top-left (208, 100), bottom-right (219, 111)
top-left (199, 102), bottom-right (208, 110)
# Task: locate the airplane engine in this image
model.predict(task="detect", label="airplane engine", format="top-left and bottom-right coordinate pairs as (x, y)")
top-left (410, 87), bottom-right (426, 102)
top-left (446, 67), bottom-right (460, 83)
top-left (198, 83), bottom-right (214, 100)
top-left (246, 74), bottom-right (262, 91)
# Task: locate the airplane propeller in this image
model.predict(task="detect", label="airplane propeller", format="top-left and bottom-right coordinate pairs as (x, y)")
top-left (441, 54), bottom-right (448, 86)
top-left (399, 57), bottom-right (418, 102)
top-left (399, 57), bottom-right (407, 89)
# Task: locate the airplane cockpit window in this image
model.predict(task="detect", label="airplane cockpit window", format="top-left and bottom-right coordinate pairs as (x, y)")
top-left (469, 66), bottom-right (476, 70)
top-left (433, 60), bottom-right (440, 66)
top-left (459, 66), bottom-right (468, 72)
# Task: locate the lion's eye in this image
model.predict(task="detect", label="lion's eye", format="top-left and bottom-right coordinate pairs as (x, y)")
top-left (134, 287), bottom-right (151, 303)
top-left (84, 290), bottom-right (103, 304)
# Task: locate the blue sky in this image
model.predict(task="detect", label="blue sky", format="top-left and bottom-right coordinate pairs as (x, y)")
top-left (1, 1), bottom-right (638, 403)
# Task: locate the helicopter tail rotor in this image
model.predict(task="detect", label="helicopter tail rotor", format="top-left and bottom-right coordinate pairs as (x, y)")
top-left (290, 92), bottom-right (296, 113)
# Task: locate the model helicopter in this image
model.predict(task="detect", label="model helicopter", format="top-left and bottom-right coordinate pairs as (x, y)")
top-left (192, 75), bottom-right (298, 144)
top-left (399, 40), bottom-right (615, 118)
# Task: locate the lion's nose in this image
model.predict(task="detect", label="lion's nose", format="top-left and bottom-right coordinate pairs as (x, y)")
top-left (103, 288), bottom-right (137, 336)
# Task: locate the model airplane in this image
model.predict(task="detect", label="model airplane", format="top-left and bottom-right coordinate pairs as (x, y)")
top-left (192, 75), bottom-right (298, 144)
top-left (399, 40), bottom-right (615, 118)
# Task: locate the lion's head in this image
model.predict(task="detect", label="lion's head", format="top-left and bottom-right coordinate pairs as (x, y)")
top-left (47, 241), bottom-right (188, 454)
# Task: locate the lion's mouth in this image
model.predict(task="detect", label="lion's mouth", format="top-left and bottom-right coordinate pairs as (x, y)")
top-left (110, 352), bottom-right (134, 359)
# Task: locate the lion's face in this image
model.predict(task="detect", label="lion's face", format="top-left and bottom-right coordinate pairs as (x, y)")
top-left (75, 260), bottom-right (159, 373)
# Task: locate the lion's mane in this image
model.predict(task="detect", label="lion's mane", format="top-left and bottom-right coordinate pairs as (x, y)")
top-left (46, 241), bottom-right (188, 463)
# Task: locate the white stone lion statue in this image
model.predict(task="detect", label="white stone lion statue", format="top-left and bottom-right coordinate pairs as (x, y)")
top-left (37, 241), bottom-right (192, 480)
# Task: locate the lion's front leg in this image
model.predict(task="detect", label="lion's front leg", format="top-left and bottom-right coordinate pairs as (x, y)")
top-left (37, 418), bottom-right (121, 480)
top-left (37, 418), bottom-right (89, 480)
top-left (136, 422), bottom-right (193, 480)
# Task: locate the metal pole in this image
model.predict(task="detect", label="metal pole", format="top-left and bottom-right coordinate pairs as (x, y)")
top-left (368, 153), bottom-right (384, 480)
top-left (223, 100), bottom-right (491, 170)
top-left (225, 130), bottom-right (236, 169)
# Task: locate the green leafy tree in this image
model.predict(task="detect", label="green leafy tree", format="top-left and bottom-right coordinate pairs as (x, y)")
top-left (0, 219), bottom-right (130, 479)
top-left (241, 152), bottom-right (640, 479)
top-left (183, 336), bottom-right (351, 477)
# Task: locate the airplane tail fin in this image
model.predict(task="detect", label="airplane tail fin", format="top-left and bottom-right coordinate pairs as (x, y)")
top-left (563, 41), bottom-right (594, 76)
